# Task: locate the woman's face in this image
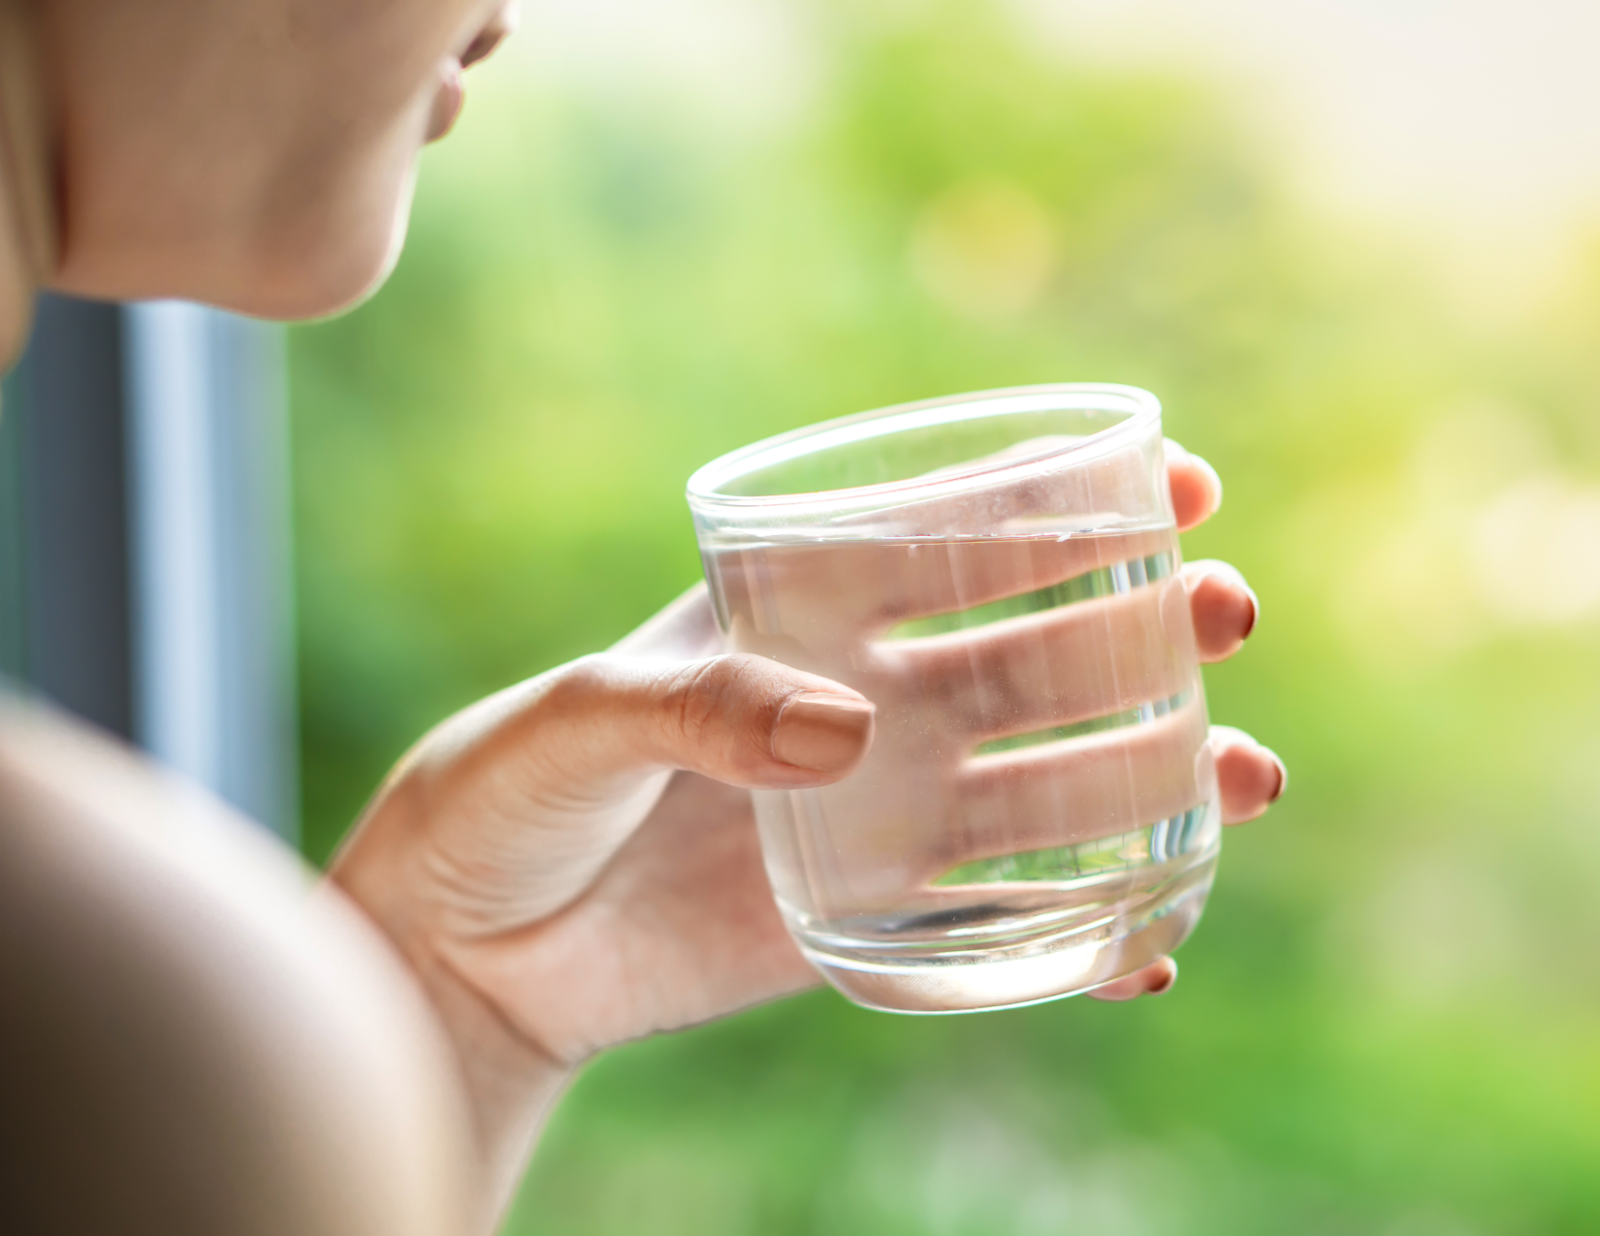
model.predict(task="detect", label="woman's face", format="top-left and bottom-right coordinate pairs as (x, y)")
top-left (38, 0), bottom-right (514, 318)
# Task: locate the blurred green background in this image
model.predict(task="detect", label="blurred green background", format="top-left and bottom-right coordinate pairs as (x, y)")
top-left (290, 2), bottom-right (1600, 1232)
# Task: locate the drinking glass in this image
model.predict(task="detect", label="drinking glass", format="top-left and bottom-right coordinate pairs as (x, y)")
top-left (686, 384), bottom-right (1220, 1013)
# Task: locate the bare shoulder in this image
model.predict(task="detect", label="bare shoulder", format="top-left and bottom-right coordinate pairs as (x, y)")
top-left (0, 695), bottom-right (473, 1236)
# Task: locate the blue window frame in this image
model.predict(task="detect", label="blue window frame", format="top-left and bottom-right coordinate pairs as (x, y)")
top-left (0, 294), bottom-right (299, 843)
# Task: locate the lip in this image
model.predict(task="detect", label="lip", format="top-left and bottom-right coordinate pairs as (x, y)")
top-left (426, 59), bottom-right (465, 143)
top-left (460, 6), bottom-right (516, 69)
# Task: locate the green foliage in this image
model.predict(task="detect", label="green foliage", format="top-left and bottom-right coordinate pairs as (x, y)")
top-left (291, 1), bottom-right (1600, 1231)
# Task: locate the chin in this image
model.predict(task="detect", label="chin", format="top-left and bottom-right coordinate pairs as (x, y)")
top-left (211, 162), bottom-right (419, 322)
top-left (240, 193), bottom-right (416, 321)
top-left (50, 145), bottom-right (422, 324)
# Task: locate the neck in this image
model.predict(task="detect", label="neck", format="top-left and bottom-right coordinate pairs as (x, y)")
top-left (0, 0), bottom-right (55, 369)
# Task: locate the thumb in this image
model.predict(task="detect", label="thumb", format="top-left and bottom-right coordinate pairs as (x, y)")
top-left (527, 653), bottom-right (875, 791)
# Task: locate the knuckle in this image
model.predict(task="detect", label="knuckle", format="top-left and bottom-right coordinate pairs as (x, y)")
top-left (664, 655), bottom-right (756, 751)
top-left (540, 655), bottom-right (612, 715)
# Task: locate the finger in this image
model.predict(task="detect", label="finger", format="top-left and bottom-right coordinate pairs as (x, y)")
top-left (949, 701), bottom-right (1209, 864)
top-left (877, 529), bottom-right (1176, 630)
top-left (1165, 439), bottom-right (1223, 532)
top-left (1182, 560), bottom-right (1259, 663)
top-left (852, 439), bottom-right (1178, 543)
top-left (716, 528), bottom-right (1176, 641)
top-left (886, 583), bottom-right (1192, 737)
top-left (1089, 957), bottom-right (1178, 1002)
top-left (1211, 725), bottom-right (1286, 824)
top-left (711, 440), bottom-right (1214, 639)
top-left (519, 653), bottom-right (876, 792)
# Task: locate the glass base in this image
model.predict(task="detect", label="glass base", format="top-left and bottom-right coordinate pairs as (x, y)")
top-left (796, 855), bottom-right (1216, 1015)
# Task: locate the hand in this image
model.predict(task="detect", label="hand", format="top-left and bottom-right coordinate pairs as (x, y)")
top-left (332, 442), bottom-right (1284, 1217)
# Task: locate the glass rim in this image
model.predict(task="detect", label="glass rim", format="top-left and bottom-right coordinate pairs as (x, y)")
top-left (685, 382), bottom-right (1161, 515)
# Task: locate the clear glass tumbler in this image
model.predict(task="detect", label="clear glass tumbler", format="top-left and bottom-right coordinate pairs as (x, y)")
top-left (687, 384), bottom-right (1220, 1013)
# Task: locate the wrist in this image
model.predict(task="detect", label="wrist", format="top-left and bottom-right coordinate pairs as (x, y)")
top-left (395, 918), bottom-right (577, 1221)
top-left (331, 788), bottom-right (578, 1224)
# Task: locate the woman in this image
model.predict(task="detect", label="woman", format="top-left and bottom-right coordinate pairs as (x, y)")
top-left (0, 1), bottom-right (1286, 1232)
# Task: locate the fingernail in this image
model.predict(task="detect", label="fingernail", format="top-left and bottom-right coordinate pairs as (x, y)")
top-left (772, 692), bottom-right (875, 773)
top-left (1268, 751), bottom-right (1288, 802)
top-left (1146, 960), bottom-right (1177, 995)
top-left (1241, 582), bottom-right (1260, 639)
top-left (1187, 561), bottom-right (1258, 644)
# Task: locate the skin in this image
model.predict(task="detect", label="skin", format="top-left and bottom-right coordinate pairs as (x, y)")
top-left (332, 449), bottom-right (1283, 1210)
top-left (0, 0), bottom-right (513, 360)
top-left (0, 1), bottom-right (1287, 1229)
top-left (0, 699), bottom-right (479, 1236)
